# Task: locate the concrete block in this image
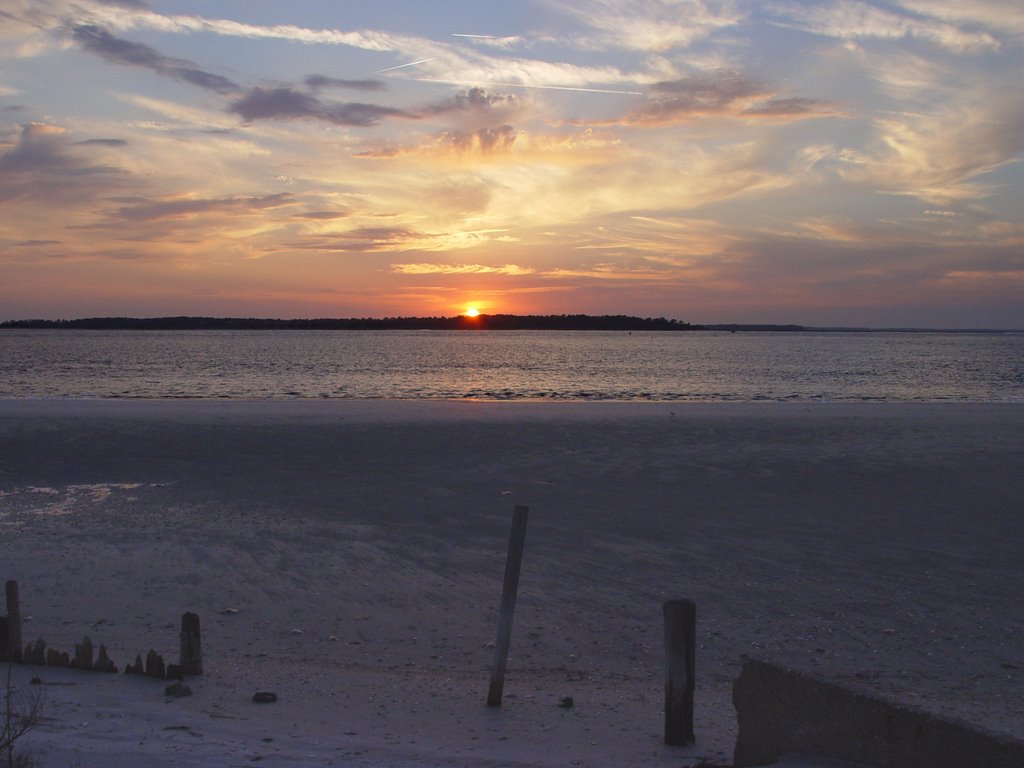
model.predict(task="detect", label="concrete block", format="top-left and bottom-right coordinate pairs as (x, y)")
top-left (733, 657), bottom-right (1024, 768)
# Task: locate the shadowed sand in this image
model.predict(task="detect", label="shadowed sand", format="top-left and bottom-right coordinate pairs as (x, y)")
top-left (1, 400), bottom-right (1022, 767)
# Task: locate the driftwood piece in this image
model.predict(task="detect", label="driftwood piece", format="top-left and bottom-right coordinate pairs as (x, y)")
top-left (6, 580), bottom-right (22, 663)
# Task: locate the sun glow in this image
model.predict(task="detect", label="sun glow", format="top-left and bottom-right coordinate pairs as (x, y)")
top-left (464, 307), bottom-right (480, 317)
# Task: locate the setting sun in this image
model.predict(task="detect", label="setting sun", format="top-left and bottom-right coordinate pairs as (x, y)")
top-left (464, 307), bottom-right (480, 318)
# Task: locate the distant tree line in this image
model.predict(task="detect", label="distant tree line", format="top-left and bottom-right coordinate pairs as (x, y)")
top-left (0, 314), bottom-right (707, 331)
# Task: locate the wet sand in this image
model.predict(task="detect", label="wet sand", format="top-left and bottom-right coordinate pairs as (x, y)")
top-left (1, 400), bottom-right (1022, 766)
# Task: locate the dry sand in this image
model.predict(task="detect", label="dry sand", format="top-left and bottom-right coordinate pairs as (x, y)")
top-left (1, 399), bottom-right (1022, 767)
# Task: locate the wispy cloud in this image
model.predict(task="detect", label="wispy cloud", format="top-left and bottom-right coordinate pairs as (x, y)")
top-left (583, 73), bottom-right (833, 125)
top-left (391, 263), bottom-right (533, 275)
top-left (766, 1), bottom-right (1001, 52)
top-left (0, 122), bottom-right (128, 203)
top-left (230, 87), bottom-right (412, 126)
top-left (71, 24), bottom-right (238, 93)
top-left (109, 193), bottom-right (294, 222)
top-left (548, 0), bottom-right (745, 52)
top-left (893, 0), bottom-right (1024, 39)
top-left (303, 75), bottom-right (386, 92)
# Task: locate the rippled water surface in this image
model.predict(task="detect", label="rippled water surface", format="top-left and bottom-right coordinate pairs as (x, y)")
top-left (1, 329), bottom-right (1021, 401)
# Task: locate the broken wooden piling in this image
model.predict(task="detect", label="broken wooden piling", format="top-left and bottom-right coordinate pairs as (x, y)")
top-left (663, 598), bottom-right (696, 745)
top-left (487, 505), bottom-right (529, 708)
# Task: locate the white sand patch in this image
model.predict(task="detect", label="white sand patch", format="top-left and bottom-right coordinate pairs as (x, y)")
top-left (2, 483), bottom-right (149, 517)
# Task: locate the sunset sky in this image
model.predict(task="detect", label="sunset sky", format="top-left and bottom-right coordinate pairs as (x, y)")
top-left (2, 0), bottom-right (1022, 327)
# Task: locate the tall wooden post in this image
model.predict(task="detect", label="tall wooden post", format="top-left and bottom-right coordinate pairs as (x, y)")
top-left (663, 599), bottom-right (696, 745)
top-left (487, 505), bottom-right (529, 707)
top-left (179, 612), bottom-right (203, 675)
top-left (6, 580), bottom-right (22, 663)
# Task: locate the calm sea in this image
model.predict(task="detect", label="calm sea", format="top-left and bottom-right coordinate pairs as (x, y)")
top-left (1, 329), bottom-right (1022, 402)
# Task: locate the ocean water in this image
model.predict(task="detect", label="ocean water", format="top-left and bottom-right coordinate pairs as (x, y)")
top-left (1, 329), bottom-right (1022, 402)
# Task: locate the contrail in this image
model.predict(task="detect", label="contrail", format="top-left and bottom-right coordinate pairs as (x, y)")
top-left (416, 78), bottom-right (642, 96)
top-left (374, 57), bottom-right (437, 74)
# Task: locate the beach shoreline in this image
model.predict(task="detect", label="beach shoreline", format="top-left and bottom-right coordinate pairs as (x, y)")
top-left (2, 400), bottom-right (1022, 766)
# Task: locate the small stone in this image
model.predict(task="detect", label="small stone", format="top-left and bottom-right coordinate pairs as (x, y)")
top-left (252, 691), bottom-right (278, 704)
top-left (289, 629), bottom-right (303, 635)
top-left (165, 682), bottom-right (192, 698)
top-left (558, 696), bottom-right (574, 709)
top-left (222, 608), bottom-right (240, 615)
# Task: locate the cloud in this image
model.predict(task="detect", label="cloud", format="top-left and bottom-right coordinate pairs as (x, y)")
top-left (76, 138), bottom-right (128, 146)
top-left (439, 126), bottom-right (518, 153)
top-left (576, 73), bottom-right (836, 125)
top-left (230, 85), bottom-right (524, 131)
top-left (294, 210), bottom-right (349, 220)
top-left (741, 98), bottom-right (836, 119)
top-left (9, 239), bottom-right (61, 246)
top-left (837, 94), bottom-right (1024, 204)
top-left (893, 0), bottom-right (1024, 40)
top-left (296, 226), bottom-right (424, 252)
top-left (549, 0), bottom-right (744, 51)
top-left (613, 73), bottom-right (769, 124)
top-left (230, 87), bottom-right (411, 126)
top-left (767, 1), bottom-right (1000, 52)
top-left (71, 24), bottom-right (238, 93)
top-left (391, 263), bottom-right (533, 276)
top-left (109, 193), bottom-right (294, 221)
top-left (303, 75), bottom-right (386, 92)
top-left (425, 87), bottom-right (523, 116)
top-left (0, 122), bottom-right (128, 203)
top-left (450, 33), bottom-right (525, 50)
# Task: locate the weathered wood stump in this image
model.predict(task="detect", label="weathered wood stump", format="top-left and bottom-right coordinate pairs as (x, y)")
top-left (46, 648), bottom-right (69, 668)
top-left (145, 649), bottom-right (166, 679)
top-left (125, 654), bottom-right (144, 675)
top-left (663, 599), bottom-right (696, 745)
top-left (74, 636), bottom-right (94, 670)
top-left (95, 644), bottom-right (117, 673)
top-left (25, 637), bottom-right (46, 666)
top-left (179, 612), bottom-right (202, 675)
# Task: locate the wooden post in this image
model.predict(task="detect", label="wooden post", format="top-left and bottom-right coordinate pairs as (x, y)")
top-left (487, 505), bottom-right (529, 707)
top-left (663, 599), bottom-right (696, 745)
top-left (6, 580), bottom-right (22, 663)
top-left (179, 612), bottom-right (203, 675)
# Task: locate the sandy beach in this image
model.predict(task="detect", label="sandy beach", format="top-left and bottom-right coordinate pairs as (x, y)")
top-left (1, 400), bottom-right (1022, 767)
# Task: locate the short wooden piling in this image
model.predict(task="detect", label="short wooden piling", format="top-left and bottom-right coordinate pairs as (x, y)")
top-left (663, 599), bottom-right (696, 745)
top-left (179, 612), bottom-right (203, 675)
top-left (487, 505), bottom-right (529, 708)
top-left (6, 580), bottom-right (22, 663)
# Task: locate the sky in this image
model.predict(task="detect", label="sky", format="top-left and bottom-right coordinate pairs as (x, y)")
top-left (1, 0), bottom-right (1022, 327)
